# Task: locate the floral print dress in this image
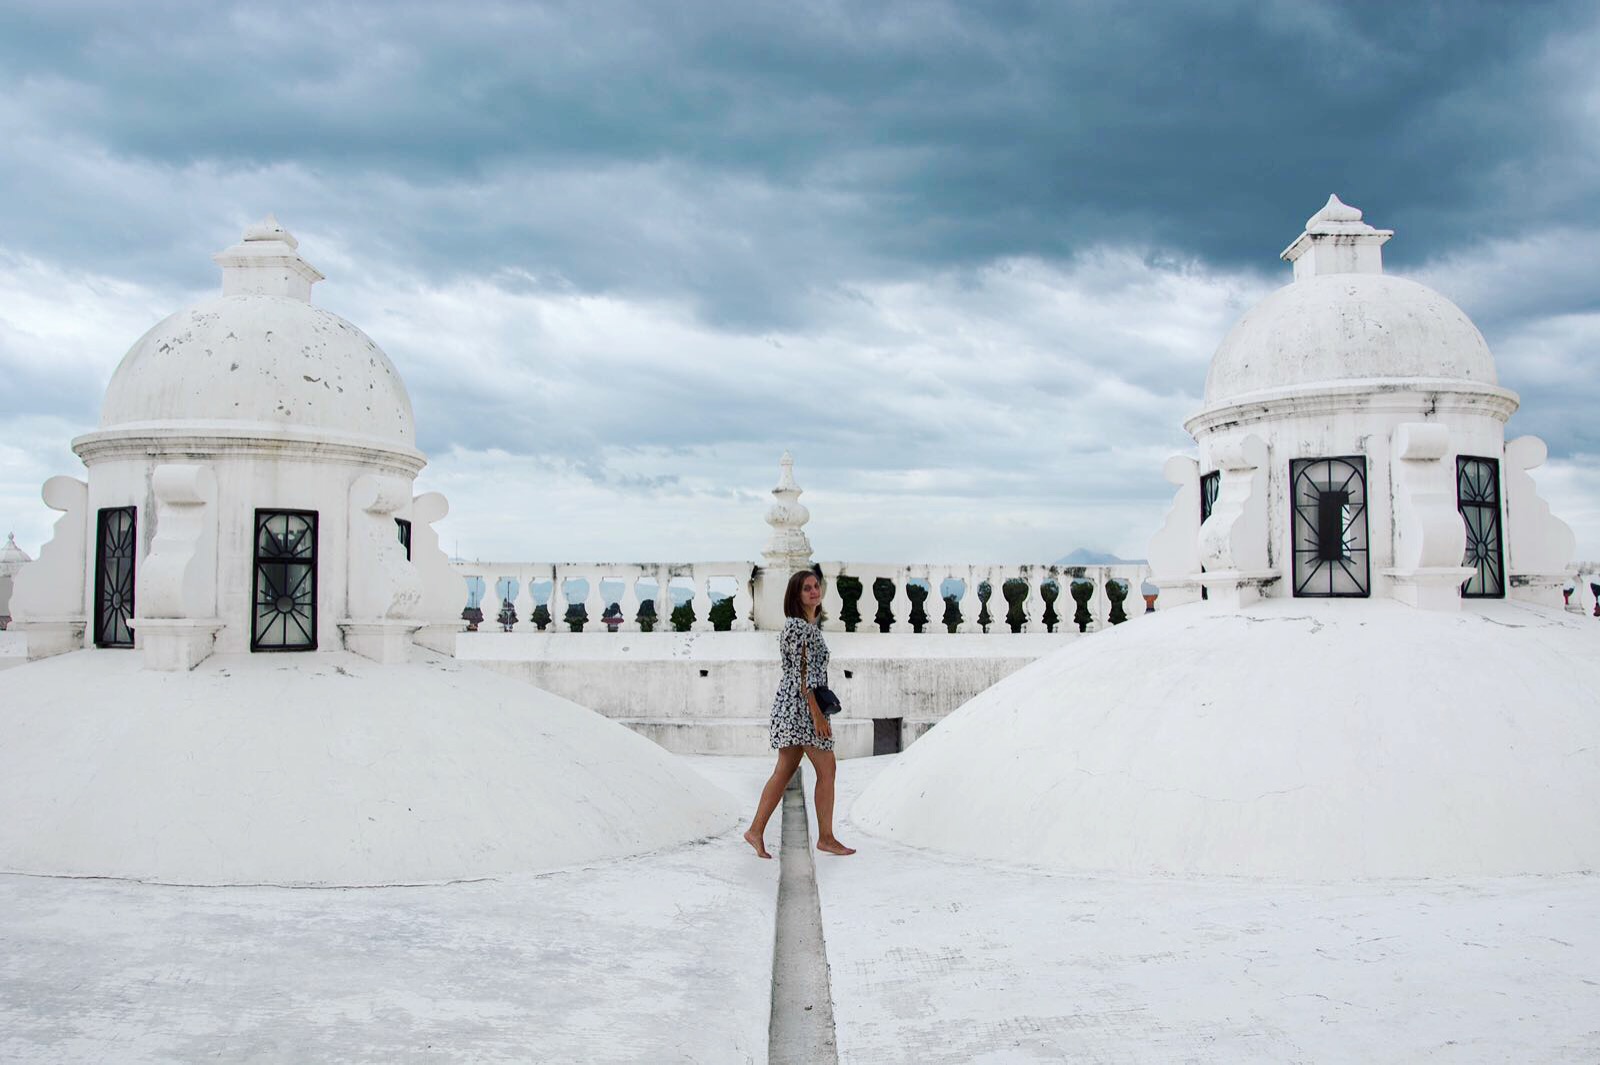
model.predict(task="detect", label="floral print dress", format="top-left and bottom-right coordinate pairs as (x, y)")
top-left (770, 616), bottom-right (833, 751)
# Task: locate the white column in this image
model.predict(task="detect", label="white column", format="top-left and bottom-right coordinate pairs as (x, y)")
top-left (731, 565), bottom-right (755, 632)
top-left (883, 568), bottom-right (907, 634)
top-left (1022, 568), bottom-right (1045, 633)
top-left (548, 566), bottom-right (568, 633)
top-left (618, 567), bottom-right (642, 633)
top-left (690, 566), bottom-right (714, 632)
top-left (508, 570), bottom-right (534, 633)
top-left (576, 569), bottom-right (604, 633)
top-left (656, 565), bottom-right (677, 632)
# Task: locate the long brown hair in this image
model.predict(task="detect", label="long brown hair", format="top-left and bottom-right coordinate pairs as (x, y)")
top-left (783, 568), bottom-right (821, 620)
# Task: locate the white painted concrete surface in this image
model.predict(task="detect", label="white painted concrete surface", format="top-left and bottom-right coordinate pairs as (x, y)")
top-left (0, 648), bottom-right (740, 885)
top-left (855, 597), bottom-right (1600, 878)
top-left (0, 756), bottom-right (779, 1065)
top-left (819, 757), bottom-right (1600, 1064)
top-left (458, 630), bottom-right (1076, 756)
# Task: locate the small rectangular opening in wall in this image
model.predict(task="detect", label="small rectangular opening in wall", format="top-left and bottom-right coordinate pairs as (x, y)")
top-left (873, 717), bottom-right (903, 756)
top-left (843, 669), bottom-right (854, 679)
top-left (698, 668), bottom-right (709, 678)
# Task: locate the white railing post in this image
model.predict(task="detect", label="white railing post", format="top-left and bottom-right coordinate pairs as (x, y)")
top-left (580, 568), bottom-right (606, 634)
top-left (511, 569), bottom-right (536, 632)
top-left (691, 566), bottom-right (714, 632)
top-left (888, 567), bottom-right (911, 634)
top-left (819, 561), bottom-right (846, 633)
top-left (618, 567), bottom-right (642, 633)
top-left (954, 565), bottom-right (978, 633)
top-left (731, 564), bottom-right (755, 631)
top-left (549, 566), bottom-right (569, 633)
top-left (1022, 566), bottom-right (1045, 633)
top-left (655, 565), bottom-right (674, 631)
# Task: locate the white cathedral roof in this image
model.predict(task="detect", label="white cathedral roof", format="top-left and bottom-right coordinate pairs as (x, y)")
top-left (97, 216), bottom-right (416, 449)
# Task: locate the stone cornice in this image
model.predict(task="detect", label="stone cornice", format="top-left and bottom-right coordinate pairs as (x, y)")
top-left (1185, 378), bottom-right (1520, 437)
top-left (72, 423), bottom-right (427, 476)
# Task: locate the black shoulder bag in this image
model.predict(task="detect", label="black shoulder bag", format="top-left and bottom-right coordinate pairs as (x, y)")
top-left (800, 633), bottom-right (842, 716)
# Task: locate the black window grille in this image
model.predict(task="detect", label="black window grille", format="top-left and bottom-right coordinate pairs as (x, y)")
top-left (1198, 470), bottom-right (1220, 600)
top-left (1457, 456), bottom-right (1504, 598)
top-left (395, 518), bottom-right (412, 561)
top-left (1290, 457), bottom-right (1370, 597)
top-left (252, 510), bottom-right (318, 651)
top-left (1199, 471), bottom-right (1220, 523)
top-left (94, 506), bottom-right (136, 647)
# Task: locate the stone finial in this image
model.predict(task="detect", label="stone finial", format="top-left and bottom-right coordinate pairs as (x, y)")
top-left (763, 450), bottom-right (812, 565)
top-left (213, 214), bottom-right (325, 301)
top-left (0, 532), bottom-right (31, 576)
top-left (240, 213), bottom-right (300, 248)
top-left (1281, 193), bottom-right (1394, 281)
top-left (1305, 194), bottom-right (1365, 230)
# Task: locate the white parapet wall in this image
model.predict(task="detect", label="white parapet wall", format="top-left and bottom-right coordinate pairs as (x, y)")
top-left (454, 629), bottom-right (1105, 758)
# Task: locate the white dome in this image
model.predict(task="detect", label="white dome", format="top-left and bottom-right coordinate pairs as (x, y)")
top-left (1204, 273), bottom-right (1497, 407)
top-left (0, 649), bottom-right (740, 886)
top-left (100, 294), bottom-right (415, 446)
top-left (853, 598), bottom-right (1600, 879)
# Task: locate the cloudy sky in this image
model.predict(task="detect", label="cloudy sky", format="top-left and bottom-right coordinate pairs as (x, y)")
top-left (2, 0), bottom-right (1598, 564)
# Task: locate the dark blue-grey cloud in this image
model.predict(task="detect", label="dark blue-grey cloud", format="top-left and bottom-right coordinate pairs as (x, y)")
top-left (0, 0), bottom-right (1594, 320)
top-left (1, 0), bottom-right (1598, 560)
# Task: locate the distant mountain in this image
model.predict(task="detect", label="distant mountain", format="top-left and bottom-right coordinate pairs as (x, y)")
top-left (1054, 548), bottom-right (1141, 565)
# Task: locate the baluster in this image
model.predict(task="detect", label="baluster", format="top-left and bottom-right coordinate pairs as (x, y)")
top-left (618, 567), bottom-right (642, 633)
top-left (1022, 567), bottom-right (1045, 634)
top-left (511, 570), bottom-right (536, 633)
top-left (485, 574), bottom-right (507, 629)
top-left (891, 569), bottom-right (909, 632)
top-left (731, 566), bottom-right (755, 631)
top-left (981, 565), bottom-right (1002, 633)
top-left (906, 566), bottom-right (933, 634)
top-left (947, 567), bottom-right (970, 634)
top-left (817, 561), bottom-right (845, 633)
top-left (548, 566), bottom-right (568, 633)
top-left (691, 567), bottom-right (714, 632)
top-left (465, 574), bottom-right (486, 631)
top-left (1090, 567), bottom-right (1109, 631)
top-left (655, 565), bottom-right (675, 631)
top-left (580, 568), bottom-right (605, 634)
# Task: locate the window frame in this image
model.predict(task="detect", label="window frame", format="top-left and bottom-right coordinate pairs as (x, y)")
top-left (251, 508), bottom-right (319, 652)
top-left (93, 505), bottom-right (137, 648)
top-left (1456, 455), bottom-right (1505, 599)
top-left (1289, 456), bottom-right (1371, 598)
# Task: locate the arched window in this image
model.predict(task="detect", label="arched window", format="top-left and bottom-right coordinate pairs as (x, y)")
top-left (93, 506), bottom-right (136, 647)
top-left (1457, 456), bottom-right (1504, 598)
top-left (252, 510), bottom-right (318, 651)
top-left (1290, 457), bottom-right (1369, 597)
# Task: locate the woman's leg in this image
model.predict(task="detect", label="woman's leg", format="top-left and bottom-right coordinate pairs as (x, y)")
top-left (745, 746), bottom-right (805, 858)
top-left (803, 746), bottom-right (855, 855)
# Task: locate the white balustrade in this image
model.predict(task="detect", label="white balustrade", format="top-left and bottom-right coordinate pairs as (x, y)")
top-left (448, 559), bottom-right (1153, 636)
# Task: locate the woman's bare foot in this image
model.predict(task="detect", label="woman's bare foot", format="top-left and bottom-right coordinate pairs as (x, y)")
top-left (816, 837), bottom-right (856, 856)
top-left (744, 828), bottom-right (772, 859)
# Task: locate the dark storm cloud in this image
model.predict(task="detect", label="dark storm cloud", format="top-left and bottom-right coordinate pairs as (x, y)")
top-left (0, 0), bottom-right (1594, 322)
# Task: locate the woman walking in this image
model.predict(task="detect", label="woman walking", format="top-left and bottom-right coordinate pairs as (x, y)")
top-left (745, 569), bottom-right (856, 858)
